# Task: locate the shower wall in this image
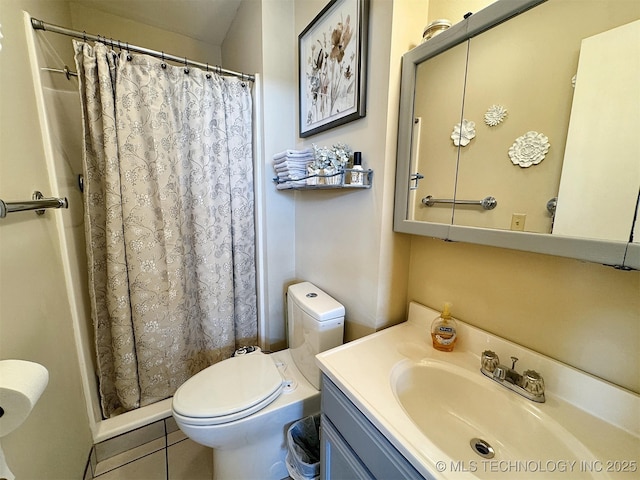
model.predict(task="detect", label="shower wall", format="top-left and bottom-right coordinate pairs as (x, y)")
top-left (26, 13), bottom-right (107, 440)
top-left (0, 1), bottom-right (92, 477)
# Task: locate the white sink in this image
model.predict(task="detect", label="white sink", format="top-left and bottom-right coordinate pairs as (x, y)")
top-left (316, 302), bottom-right (640, 479)
top-left (392, 359), bottom-right (597, 471)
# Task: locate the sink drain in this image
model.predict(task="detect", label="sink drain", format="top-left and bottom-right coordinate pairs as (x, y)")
top-left (470, 438), bottom-right (495, 459)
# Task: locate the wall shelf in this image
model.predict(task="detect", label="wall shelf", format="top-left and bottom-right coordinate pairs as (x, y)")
top-left (274, 168), bottom-right (373, 191)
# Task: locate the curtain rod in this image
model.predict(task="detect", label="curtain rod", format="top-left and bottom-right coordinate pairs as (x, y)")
top-left (31, 17), bottom-right (255, 82)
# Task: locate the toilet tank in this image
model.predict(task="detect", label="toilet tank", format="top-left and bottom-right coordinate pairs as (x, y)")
top-left (287, 282), bottom-right (345, 390)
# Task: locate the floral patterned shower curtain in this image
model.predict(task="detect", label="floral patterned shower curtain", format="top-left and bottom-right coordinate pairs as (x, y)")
top-left (73, 40), bottom-right (257, 418)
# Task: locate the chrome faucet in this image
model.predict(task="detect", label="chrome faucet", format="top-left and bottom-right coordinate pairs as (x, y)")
top-left (480, 351), bottom-right (545, 403)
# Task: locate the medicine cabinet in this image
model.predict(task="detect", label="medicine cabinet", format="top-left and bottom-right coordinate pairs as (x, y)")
top-left (394, 0), bottom-right (640, 269)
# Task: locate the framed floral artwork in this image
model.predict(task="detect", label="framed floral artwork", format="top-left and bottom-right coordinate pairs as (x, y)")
top-left (298, 0), bottom-right (369, 138)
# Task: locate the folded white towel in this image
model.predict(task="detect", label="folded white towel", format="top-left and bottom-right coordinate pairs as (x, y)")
top-left (273, 156), bottom-right (313, 166)
top-left (275, 164), bottom-right (308, 173)
top-left (273, 148), bottom-right (313, 161)
top-left (276, 162), bottom-right (306, 170)
top-left (277, 172), bottom-right (306, 181)
top-left (272, 148), bottom-right (315, 191)
top-left (276, 179), bottom-right (306, 190)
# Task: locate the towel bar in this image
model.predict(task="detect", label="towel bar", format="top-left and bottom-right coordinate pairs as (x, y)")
top-left (422, 195), bottom-right (497, 210)
top-left (0, 191), bottom-right (68, 218)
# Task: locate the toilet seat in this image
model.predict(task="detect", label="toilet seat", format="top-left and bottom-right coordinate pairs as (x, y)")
top-left (172, 352), bottom-right (285, 426)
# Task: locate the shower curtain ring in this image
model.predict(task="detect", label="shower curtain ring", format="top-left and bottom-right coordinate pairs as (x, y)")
top-left (126, 42), bottom-right (132, 61)
top-left (161, 52), bottom-right (166, 69)
top-left (184, 57), bottom-right (189, 74)
top-left (206, 63), bottom-right (211, 79)
top-left (83, 31), bottom-right (87, 41)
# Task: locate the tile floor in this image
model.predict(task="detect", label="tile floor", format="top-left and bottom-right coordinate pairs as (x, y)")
top-left (84, 417), bottom-right (213, 479)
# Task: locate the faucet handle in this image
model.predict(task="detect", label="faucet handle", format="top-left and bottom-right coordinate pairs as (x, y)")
top-left (522, 370), bottom-right (545, 397)
top-left (492, 365), bottom-right (507, 381)
top-left (481, 350), bottom-right (500, 373)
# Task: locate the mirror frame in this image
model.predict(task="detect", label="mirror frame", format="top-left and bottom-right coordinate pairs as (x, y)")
top-left (394, 0), bottom-right (639, 270)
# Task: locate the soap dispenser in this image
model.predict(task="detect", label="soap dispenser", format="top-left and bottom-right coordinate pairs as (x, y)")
top-left (431, 302), bottom-right (457, 352)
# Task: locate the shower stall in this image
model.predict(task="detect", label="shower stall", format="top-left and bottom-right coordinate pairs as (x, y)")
top-left (23, 11), bottom-right (268, 443)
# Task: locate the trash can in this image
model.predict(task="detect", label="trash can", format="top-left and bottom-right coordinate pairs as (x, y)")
top-left (285, 414), bottom-right (321, 480)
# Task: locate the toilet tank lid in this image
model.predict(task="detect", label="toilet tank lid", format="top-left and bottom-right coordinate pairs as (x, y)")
top-left (288, 282), bottom-right (345, 321)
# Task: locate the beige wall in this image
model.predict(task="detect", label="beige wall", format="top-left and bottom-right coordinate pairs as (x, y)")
top-left (1, 6), bottom-right (637, 480)
top-left (293, 0), bottom-right (412, 342)
top-left (407, 236), bottom-right (640, 393)
top-left (69, 1), bottom-right (222, 65)
top-left (288, 0), bottom-right (640, 394)
top-left (427, 0), bottom-right (496, 25)
top-left (0, 0), bottom-right (92, 478)
top-left (404, 0), bottom-right (639, 394)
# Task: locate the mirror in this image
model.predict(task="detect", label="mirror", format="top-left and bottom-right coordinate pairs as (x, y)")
top-left (395, 0), bottom-right (640, 269)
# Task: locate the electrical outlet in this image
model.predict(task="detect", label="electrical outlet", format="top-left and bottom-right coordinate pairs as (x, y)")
top-left (511, 213), bottom-right (526, 231)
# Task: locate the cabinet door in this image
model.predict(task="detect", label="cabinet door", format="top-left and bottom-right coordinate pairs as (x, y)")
top-left (321, 415), bottom-right (374, 480)
top-left (322, 376), bottom-right (427, 479)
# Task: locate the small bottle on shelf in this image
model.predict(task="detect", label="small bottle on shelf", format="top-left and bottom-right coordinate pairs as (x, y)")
top-left (350, 151), bottom-right (364, 186)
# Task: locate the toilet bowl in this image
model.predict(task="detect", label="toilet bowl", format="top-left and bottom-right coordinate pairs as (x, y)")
top-left (171, 282), bottom-right (345, 480)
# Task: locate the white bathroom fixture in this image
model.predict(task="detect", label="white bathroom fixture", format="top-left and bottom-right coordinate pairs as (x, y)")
top-left (317, 302), bottom-right (639, 479)
top-left (171, 281), bottom-right (345, 480)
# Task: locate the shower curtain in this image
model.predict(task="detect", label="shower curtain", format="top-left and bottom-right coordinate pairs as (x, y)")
top-left (73, 41), bottom-right (257, 418)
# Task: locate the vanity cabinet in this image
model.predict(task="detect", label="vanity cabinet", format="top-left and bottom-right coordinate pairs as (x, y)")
top-left (320, 375), bottom-right (428, 480)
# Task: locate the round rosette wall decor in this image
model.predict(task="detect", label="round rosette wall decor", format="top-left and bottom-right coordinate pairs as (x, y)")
top-left (484, 104), bottom-right (508, 127)
top-left (451, 119), bottom-right (476, 147)
top-left (508, 131), bottom-right (550, 168)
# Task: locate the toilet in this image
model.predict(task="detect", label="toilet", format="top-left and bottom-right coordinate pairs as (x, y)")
top-left (171, 281), bottom-right (345, 480)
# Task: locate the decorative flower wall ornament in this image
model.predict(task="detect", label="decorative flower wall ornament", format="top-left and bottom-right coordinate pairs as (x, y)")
top-left (451, 119), bottom-right (476, 147)
top-left (508, 131), bottom-right (550, 168)
top-left (484, 105), bottom-right (508, 127)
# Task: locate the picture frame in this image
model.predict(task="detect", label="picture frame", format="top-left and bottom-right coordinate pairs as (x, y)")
top-left (298, 0), bottom-right (369, 138)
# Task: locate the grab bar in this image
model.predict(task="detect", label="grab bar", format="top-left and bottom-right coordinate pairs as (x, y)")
top-left (0, 191), bottom-right (68, 218)
top-left (40, 65), bottom-right (78, 80)
top-left (422, 195), bottom-right (497, 210)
